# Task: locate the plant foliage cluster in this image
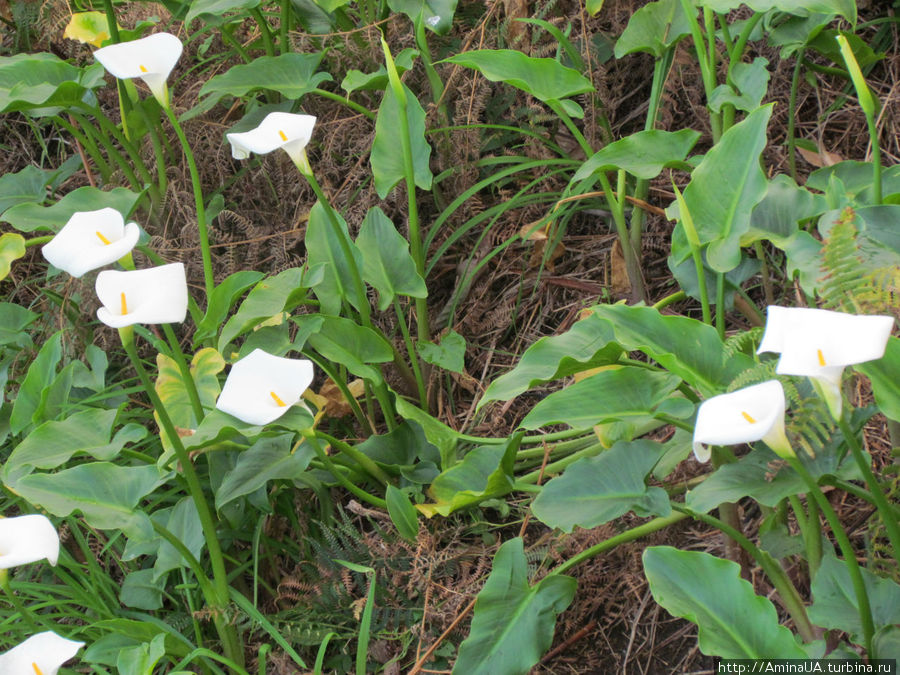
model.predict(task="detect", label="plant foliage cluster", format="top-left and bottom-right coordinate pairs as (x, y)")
top-left (0, 0), bottom-right (899, 672)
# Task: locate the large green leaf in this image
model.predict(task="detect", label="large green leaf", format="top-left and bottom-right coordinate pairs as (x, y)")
top-left (614, 0), bottom-right (691, 57)
top-left (0, 302), bottom-right (37, 348)
top-left (198, 53), bottom-right (331, 107)
top-left (387, 0), bottom-right (456, 34)
top-left (10, 331), bottom-right (63, 435)
top-left (417, 330), bottom-right (465, 374)
top-left (670, 104), bottom-right (773, 272)
top-left (808, 554), bottom-right (900, 645)
top-left (708, 57), bottom-right (771, 114)
top-left (0, 165), bottom-right (48, 215)
top-left (395, 397), bottom-right (461, 469)
top-left (12, 462), bottom-right (164, 538)
top-left (807, 162), bottom-right (900, 205)
top-left (357, 207), bottom-right (427, 310)
top-left (857, 337), bottom-right (900, 423)
top-left (590, 303), bottom-right (754, 396)
top-left (0, 233), bottom-right (25, 281)
top-left (0, 52), bottom-right (105, 115)
top-left (306, 315), bottom-right (393, 384)
top-left (745, 174), bottom-right (826, 246)
top-left (4, 409), bottom-right (144, 484)
top-left (357, 420), bottom-right (441, 484)
top-left (419, 437), bottom-right (519, 517)
top-left (531, 440), bottom-right (671, 532)
top-left (685, 446), bottom-right (862, 514)
top-left (0, 186), bottom-right (142, 233)
top-left (443, 50), bottom-right (593, 103)
top-left (573, 128), bottom-right (699, 182)
top-left (186, 0), bottom-right (260, 22)
top-left (152, 497), bottom-right (204, 580)
top-left (305, 202), bottom-right (366, 316)
top-left (478, 312), bottom-right (621, 408)
top-left (520, 367), bottom-right (681, 430)
top-left (370, 82), bottom-right (433, 199)
top-left (643, 546), bottom-right (807, 658)
top-left (386, 484), bottom-right (420, 541)
top-left (195, 270), bottom-right (265, 343)
top-left (694, 0), bottom-right (855, 24)
top-left (218, 267), bottom-right (305, 351)
top-left (214, 433), bottom-right (314, 511)
top-left (452, 538), bottom-right (576, 674)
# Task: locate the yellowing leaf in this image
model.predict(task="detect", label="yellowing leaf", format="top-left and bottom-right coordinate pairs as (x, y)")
top-left (64, 12), bottom-right (113, 47)
top-left (0, 233), bottom-right (26, 281)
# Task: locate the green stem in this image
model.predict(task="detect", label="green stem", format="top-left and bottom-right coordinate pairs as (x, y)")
top-left (249, 7), bottom-right (276, 57)
top-left (315, 432), bottom-right (391, 485)
top-left (120, 330), bottom-right (241, 665)
top-left (414, 16), bottom-right (445, 107)
top-left (787, 456), bottom-right (875, 655)
top-left (653, 290), bottom-right (686, 310)
top-left (547, 99), bottom-right (593, 158)
top-left (715, 272), bottom-right (725, 340)
top-left (163, 105), bottom-right (214, 301)
top-left (279, 0), bottom-right (291, 54)
top-left (79, 105), bottom-right (155, 189)
top-left (596, 171), bottom-right (646, 302)
top-left (220, 24), bottom-right (253, 63)
top-left (390, 77), bottom-right (430, 347)
top-left (312, 88), bottom-right (375, 120)
top-left (68, 111), bottom-right (143, 190)
top-left (788, 494), bottom-right (821, 578)
top-left (393, 297), bottom-right (427, 407)
top-left (55, 116), bottom-right (112, 182)
top-left (0, 570), bottom-right (41, 631)
top-left (674, 504), bottom-right (815, 642)
top-left (301, 169), bottom-right (371, 326)
top-left (838, 415), bottom-right (900, 562)
top-left (23, 235), bottom-right (53, 248)
top-left (301, 431), bottom-right (387, 508)
top-left (787, 48), bottom-right (805, 182)
top-left (754, 241), bottom-right (774, 306)
top-left (550, 511), bottom-right (690, 576)
top-left (162, 323), bottom-right (206, 425)
top-left (518, 442), bottom-right (607, 484)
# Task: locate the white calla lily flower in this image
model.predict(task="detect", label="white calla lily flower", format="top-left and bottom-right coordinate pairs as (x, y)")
top-left (41, 208), bottom-right (140, 278)
top-left (692, 380), bottom-right (793, 462)
top-left (215, 349), bottom-right (314, 426)
top-left (93, 32), bottom-right (183, 107)
top-left (95, 263), bottom-right (188, 328)
top-left (758, 306), bottom-right (894, 419)
top-left (0, 631), bottom-right (84, 675)
top-left (0, 514), bottom-right (59, 569)
top-left (226, 112), bottom-right (317, 173)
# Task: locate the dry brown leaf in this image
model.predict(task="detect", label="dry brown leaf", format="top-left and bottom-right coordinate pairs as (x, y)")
top-left (610, 238), bottom-right (631, 296)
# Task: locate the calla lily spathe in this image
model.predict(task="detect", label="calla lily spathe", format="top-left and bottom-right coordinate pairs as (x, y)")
top-left (692, 380), bottom-right (793, 462)
top-left (93, 32), bottom-right (183, 107)
top-left (215, 349), bottom-right (314, 426)
top-left (226, 112), bottom-right (317, 173)
top-left (95, 263), bottom-right (188, 328)
top-left (757, 306), bottom-right (894, 419)
top-left (0, 631), bottom-right (84, 675)
top-left (41, 208), bottom-right (140, 278)
top-left (0, 514), bottom-right (59, 569)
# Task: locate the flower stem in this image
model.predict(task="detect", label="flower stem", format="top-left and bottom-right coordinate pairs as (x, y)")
top-left (163, 105), bottom-right (214, 301)
top-left (674, 504), bottom-right (815, 642)
top-left (787, 455), bottom-right (875, 655)
top-left (837, 414), bottom-right (900, 562)
top-left (161, 323), bottom-right (206, 425)
top-left (550, 511), bottom-right (690, 576)
top-left (119, 329), bottom-right (241, 665)
top-left (301, 431), bottom-right (387, 508)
